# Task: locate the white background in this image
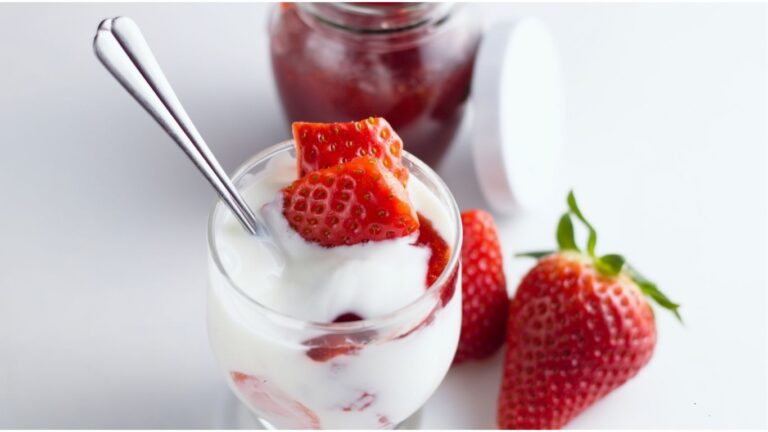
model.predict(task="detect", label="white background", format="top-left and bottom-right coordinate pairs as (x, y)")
top-left (1, 2), bottom-right (766, 429)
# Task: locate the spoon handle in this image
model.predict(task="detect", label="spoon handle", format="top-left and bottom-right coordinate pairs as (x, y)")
top-left (93, 16), bottom-right (264, 236)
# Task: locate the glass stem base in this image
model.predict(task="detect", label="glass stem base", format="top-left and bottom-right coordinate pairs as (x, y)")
top-left (247, 404), bottom-right (423, 430)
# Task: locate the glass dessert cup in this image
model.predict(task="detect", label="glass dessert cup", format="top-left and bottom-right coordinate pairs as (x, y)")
top-left (207, 141), bottom-right (463, 429)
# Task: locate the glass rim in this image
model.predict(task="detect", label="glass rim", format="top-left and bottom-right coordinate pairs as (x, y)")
top-left (297, 2), bottom-right (456, 35)
top-left (329, 2), bottom-right (434, 17)
top-left (207, 140), bottom-right (463, 333)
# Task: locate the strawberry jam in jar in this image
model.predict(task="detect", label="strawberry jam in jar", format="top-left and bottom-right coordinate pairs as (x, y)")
top-left (269, 3), bottom-right (481, 166)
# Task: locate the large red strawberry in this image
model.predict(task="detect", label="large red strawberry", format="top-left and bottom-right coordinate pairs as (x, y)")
top-left (498, 191), bottom-right (681, 429)
top-left (292, 117), bottom-right (408, 185)
top-left (283, 156), bottom-right (419, 247)
top-left (454, 209), bottom-right (508, 364)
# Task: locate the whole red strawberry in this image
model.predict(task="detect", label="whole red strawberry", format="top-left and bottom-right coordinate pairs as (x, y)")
top-left (283, 156), bottom-right (418, 247)
top-left (292, 117), bottom-right (409, 185)
top-left (454, 209), bottom-right (508, 364)
top-left (498, 192), bottom-right (681, 429)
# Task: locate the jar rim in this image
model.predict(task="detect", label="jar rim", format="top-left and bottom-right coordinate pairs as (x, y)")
top-left (207, 140), bottom-right (463, 334)
top-left (297, 2), bottom-right (455, 34)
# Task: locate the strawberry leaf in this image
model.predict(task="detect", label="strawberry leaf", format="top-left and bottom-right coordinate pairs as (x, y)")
top-left (567, 191), bottom-right (597, 258)
top-left (556, 213), bottom-right (579, 251)
top-left (516, 250), bottom-right (555, 259)
top-left (596, 253), bottom-right (625, 276)
top-left (528, 190), bottom-right (682, 324)
top-left (626, 264), bottom-right (682, 322)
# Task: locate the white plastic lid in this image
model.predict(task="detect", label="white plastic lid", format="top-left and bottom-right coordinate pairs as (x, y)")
top-left (471, 19), bottom-right (562, 214)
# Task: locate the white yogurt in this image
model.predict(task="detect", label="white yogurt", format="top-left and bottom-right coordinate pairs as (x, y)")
top-left (208, 152), bottom-right (461, 429)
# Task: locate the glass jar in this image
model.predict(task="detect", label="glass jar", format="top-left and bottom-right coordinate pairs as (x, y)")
top-left (269, 3), bottom-right (481, 166)
top-left (207, 141), bottom-right (462, 429)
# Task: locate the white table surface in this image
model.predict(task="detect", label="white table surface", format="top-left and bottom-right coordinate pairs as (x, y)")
top-left (1, 2), bottom-right (766, 429)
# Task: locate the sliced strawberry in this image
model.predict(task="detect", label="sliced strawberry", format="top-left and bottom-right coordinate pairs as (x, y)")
top-left (283, 156), bottom-right (419, 247)
top-left (230, 371), bottom-right (320, 429)
top-left (292, 117), bottom-right (409, 185)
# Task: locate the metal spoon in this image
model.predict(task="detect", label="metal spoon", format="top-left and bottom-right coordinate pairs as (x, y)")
top-left (93, 16), bottom-right (268, 238)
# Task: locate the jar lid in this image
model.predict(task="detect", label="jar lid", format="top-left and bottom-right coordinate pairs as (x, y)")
top-left (471, 19), bottom-right (563, 214)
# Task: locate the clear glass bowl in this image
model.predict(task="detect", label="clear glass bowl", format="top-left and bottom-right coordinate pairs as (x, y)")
top-left (207, 141), bottom-right (462, 429)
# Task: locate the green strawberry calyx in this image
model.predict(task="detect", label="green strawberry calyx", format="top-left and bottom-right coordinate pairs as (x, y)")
top-left (518, 191), bottom-right (682, 322)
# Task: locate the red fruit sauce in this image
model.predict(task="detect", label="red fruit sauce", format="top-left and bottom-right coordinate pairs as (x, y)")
top-left (341, 391), bottom-right (376, 412)
top-left (269, 3), bottom-right (481, 166)
top-left (230, 371), bottom-right (321, 429)
top-left (333, 312), bottom-right (363, 323)
top-left (304, 330), bottom-right (377, 362)
top-left (414, 213), bottom-right (451, 289)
